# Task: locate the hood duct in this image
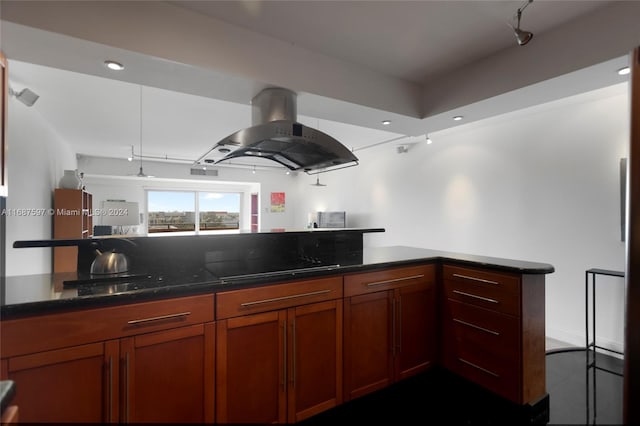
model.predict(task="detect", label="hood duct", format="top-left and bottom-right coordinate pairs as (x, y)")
top-left (212, 88), bottom-right (359, 173)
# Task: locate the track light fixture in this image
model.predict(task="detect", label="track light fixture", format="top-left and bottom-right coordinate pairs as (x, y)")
top-left (512, 0), bottom-right (534, 46)
top-left (9, 87), bottom-right (40, 107)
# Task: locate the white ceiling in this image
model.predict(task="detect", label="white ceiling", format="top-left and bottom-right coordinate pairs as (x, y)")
top-left (0, 0), bottom-right (636, 167)
top-left (172, 0), bottom-right (609, 84)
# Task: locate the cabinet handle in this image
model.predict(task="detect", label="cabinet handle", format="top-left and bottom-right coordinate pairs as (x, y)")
top-left (452, 273), bottom-right (499, 286)
top-left (458, 357), bottom-right (500, 378)
top-left (240, 290), bottom-right (331, 307)
top-left (292, 318), bottom-right (297, 388)
top-left (124, 352), bottom-right (130, 423)
top-left (453, 318), bottom-right (500, 336)
top-left (391, 298), bottom-right (396, 356)
top-left (108, 356), bottom-right (113, 423)
top-left (282, 320), bottom-right (287, 392)
top-left (397, 296), bottom-right (403, 353)
top-left (452, 290), bottom-right (499, 304)
top-left (366, 274), bottom-right (425, 287)
top-left (127, 311), bottom-right (191, 325)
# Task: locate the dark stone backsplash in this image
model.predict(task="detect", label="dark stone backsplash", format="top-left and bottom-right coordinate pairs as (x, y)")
top-left (76, 230), bottom-right (375, 280)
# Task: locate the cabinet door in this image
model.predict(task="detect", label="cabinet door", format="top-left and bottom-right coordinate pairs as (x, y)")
top-left (395, 281), bottom-right (436, 381)
top-left (216, 310), bottom-right (286, 424)
top-left (121, 323), bottom-right (215, 423)
top-left (288, 299), bottom-right (343, 423)
top-left (5, 341), bottom-right (119, 423)
top-left (343, 290), bottom-right (394, 400)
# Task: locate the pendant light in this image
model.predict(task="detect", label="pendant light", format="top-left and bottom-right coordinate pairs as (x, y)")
top-left (311, 176), bottom-right (326, 187)
top-left (136, 86), bottom-right (153, 178)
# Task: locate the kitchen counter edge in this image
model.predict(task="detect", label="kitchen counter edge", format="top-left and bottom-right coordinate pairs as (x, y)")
top-left (0, 246), bottom-right (554, 319)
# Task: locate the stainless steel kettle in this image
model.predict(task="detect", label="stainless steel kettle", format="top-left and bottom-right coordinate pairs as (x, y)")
top-left (90, 249), bottom-right (129, 275)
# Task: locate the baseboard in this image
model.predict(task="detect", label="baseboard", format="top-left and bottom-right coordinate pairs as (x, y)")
top-left (546, 327), bottom-right (624, 358)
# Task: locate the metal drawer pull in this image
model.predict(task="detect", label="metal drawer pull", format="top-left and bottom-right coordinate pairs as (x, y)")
top-left (292, 318), bottom-right (297, 388)
top-left (240, 289), bottom-right (331, 307)
top-left (366, 274), bottom-right (425, 287)
top-left (108, 356), bottom-right (113, 423)
top-left (398, 296), bottom-right (402, 353)
top-left (453, 318), bottom-right (500, 336)
top-left (459, 358), bottom-right (500, 377)
top-left (453, 273), bottom-right (499, 285)
top-left (391, 298), bottom-right (396, 356)
top-left (125, 352), bottom-right (130, 422)
top-left (452, 290), bottom-right (499, 304)
top-left (282, 320), bottom-right (287, 391)
top-left (127, 311), bottom-right (191, 325)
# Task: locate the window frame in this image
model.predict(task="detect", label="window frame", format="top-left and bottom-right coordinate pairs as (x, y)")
top-left (146, 189), bottom-right (243, 235)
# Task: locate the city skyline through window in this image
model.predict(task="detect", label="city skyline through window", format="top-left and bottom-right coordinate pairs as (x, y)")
top-left (147, 190), bottom-right (241, 234)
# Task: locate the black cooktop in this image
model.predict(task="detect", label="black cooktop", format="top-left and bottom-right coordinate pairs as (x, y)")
top-left (63, 269), bottom-right (218, 297)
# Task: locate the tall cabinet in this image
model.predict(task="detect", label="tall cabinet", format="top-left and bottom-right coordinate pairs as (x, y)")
top-left (53, 188), bottom-right (92, 272)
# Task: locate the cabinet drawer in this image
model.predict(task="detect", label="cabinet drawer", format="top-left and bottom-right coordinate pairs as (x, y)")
top-left (344, 264), bottom-right (435, 297)
top-left (445, 347), bottom-right (520, 404)
top-left (443, 300), bottom-right (520, 362)
top-left (216, 276), bottom-right (343, 319)
top-left (0, 293), bottom-right (215, 358)
top-left (443, 302), bottom-right (521, 403)
top-left (443, 265), bottom-right (520, 316)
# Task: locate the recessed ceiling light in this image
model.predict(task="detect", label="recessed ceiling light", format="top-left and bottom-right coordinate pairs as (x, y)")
top-left (453, 115), bottom-right (463, 121)
top-left (618, 66), bottom-right (630, 76)
top-left (382, 120), bottom-right (391, 125)
top-left (104, 60), bottom-right (124, 71)
top-left (426, 136), bottom-right (433, 144)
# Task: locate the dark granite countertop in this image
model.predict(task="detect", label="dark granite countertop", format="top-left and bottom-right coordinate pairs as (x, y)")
top-left (0, 246), bottom-right (554, 319)
top-left (0, 381), bottom-right (16, 415)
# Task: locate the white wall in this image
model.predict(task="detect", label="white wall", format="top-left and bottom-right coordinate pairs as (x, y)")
top-left (4, 95), bottom-right (77, 276)
top-left (78, 156), bottom-right (299, 233)
top-left (296, 84), bottom-right (630, 351)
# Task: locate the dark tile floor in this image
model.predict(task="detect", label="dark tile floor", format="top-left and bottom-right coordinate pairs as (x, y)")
top-left (300, 349), bottom-right (624, 425)
top-left (546, 349), bottom-right (623, 425)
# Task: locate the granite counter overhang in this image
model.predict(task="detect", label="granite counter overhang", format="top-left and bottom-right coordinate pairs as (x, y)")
top-left (0, 246), bottom-right (554, 319)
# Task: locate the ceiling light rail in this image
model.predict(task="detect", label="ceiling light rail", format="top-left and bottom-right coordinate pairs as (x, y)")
top-left (352, 134), bottom-right (433, 153)
top-left (303, 162), bottom-right (359, 176)
top-left (130, 151), bottom-right (195, 164)
top-left (132, 151), bottom-right (292, 172)
top-left (128, 145), bottom-right (292, 172)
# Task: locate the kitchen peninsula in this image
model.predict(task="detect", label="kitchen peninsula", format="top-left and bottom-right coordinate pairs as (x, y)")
top-left (0, 228), bottom-right (554, 423)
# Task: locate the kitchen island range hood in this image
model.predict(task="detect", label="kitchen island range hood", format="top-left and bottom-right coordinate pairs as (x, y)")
top-left (209, 88), bottom-right (359, 174)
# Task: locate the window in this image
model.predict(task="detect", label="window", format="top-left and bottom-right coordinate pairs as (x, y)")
top-left (199, 192), bottom-right (241, 231)
top-left (147, 190), bottom-right (241, 234)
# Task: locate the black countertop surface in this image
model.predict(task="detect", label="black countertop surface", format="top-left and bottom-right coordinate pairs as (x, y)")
top-left (0, 246), bottom-right (554, 319)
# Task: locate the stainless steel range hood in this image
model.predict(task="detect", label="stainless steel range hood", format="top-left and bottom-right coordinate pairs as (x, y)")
top-left (213, 88), bottom-right (358, 173)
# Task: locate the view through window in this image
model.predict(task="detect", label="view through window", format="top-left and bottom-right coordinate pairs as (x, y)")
top-left (147, 190), bottom-right (241, 234)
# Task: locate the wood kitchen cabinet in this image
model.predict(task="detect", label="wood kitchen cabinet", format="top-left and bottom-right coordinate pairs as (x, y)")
top-left (440, 264), bottom-right (546, 405)
top-left (343, 264), bottom-right (436, 401)
top-left (216, 276), bottom-right (343, 424)
top-left (1, 341), bottom-right (119, 423)
top-left (119, 323), bottom-right (215, 423)
top-left (0, 293), bottom-right (215, 423)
